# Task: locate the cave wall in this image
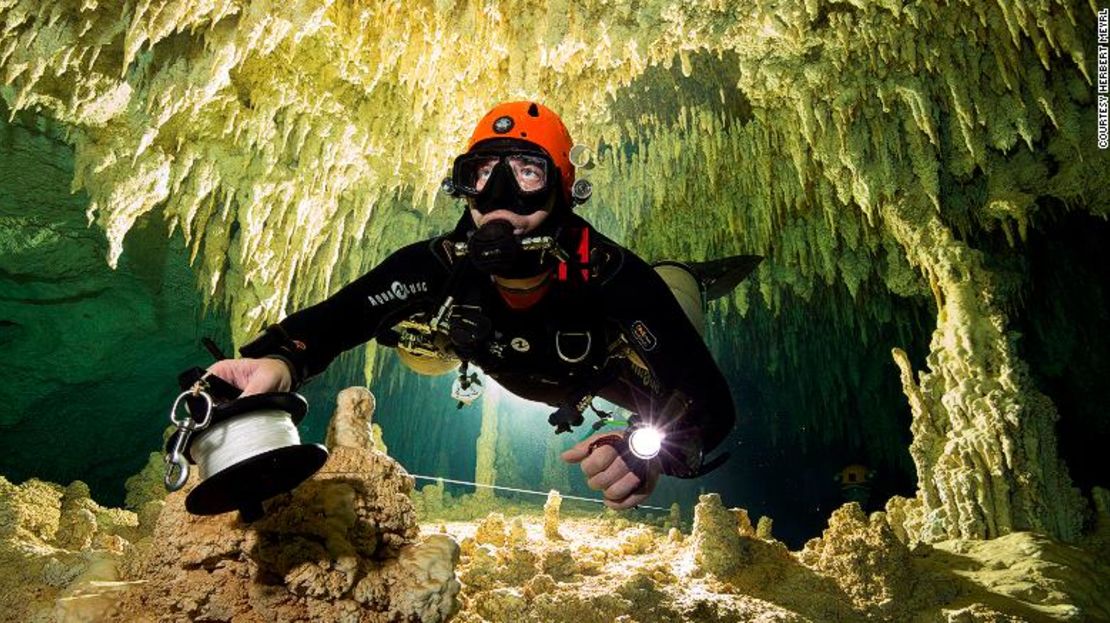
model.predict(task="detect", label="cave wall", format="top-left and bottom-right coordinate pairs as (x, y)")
top-left (1, 0), bottom-right (1107, 542)
top-left (0, 105), bottom-right (229, 506)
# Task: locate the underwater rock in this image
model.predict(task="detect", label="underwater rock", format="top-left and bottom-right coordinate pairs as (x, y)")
top-left (325, 386), bottom-right (378, 450)
top-left (731, 506), bottom-right (756, 537)
top-left (522, 573), bottom-right (557, 600)
top-left (756, 515), bottom-right (775, 541)
top-left (416, 479), bottom-right (447, 518)
top-left (104, 389), bottom-right (460, 622)
top-left (798, 502), bottom-right (914, 614)
top-left (1093, 487), bottom-right (1110, 516)
top-left (495, 545), bottom-right (540, 585)
top-left (691, 492), bottom-right (747, 577)
top-left (459, 543), bottom-right (500, 591)
top-left (543, 489), bottom-right (563, 540)
top-left (507, 516), bottom-right (527, 546)
top-left (123, 451), bottom-right (171, 512)
top-left (540, 547), bottom-right (578, 581)
top-left (663, 502), bottom-right (682, 532)
top-left (921, 531), bottom-right (1110, 621)
top-left (434, 495), bottom-right (1110, 622)
top-left (0, 475), bottom-right (139, 622)
top-left (472, 587), bottom-right (528, 622)
top-left (889, 235), bottom-right (1087, 543)
top-left (474, 512), bottom-right (509, 547)
top-left (617, 526), bottom-right (656, 555)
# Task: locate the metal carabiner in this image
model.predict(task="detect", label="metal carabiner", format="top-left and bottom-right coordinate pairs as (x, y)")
top-left (164, 452), bottom-right (190, 491)
top-left (163, 376), bottom-right (214, 492)
top-left (169, 384), bottom-right (213, 430)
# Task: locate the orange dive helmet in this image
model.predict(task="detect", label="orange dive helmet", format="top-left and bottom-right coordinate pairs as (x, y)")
top-left (456, 101), bottom-right (576, 207)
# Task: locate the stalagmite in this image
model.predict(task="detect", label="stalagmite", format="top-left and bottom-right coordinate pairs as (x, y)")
top-left (474, 384), bottom-right (501, 501)
top-left (691, 492), bottom-right (746, 577)
top-left (543, 489), bottom-right (562, 540)
top-left (2, 0), bottom-right (1109, 619)
top-left (886, 200), bottom-right (1085, 542)
top-left (104, 386), bottom-right (461, 622)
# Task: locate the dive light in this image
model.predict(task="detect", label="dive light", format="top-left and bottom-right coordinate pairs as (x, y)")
top-left (626, 425), bottom-right (664, 460)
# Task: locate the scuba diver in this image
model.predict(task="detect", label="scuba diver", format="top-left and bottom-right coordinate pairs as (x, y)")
top-left (209, 101), bottom-right (759, 509)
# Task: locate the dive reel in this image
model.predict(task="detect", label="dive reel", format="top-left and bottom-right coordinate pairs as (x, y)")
top-left (163, 366), bottom-right (328, 522)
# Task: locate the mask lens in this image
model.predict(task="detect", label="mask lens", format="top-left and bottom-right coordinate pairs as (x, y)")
top-left (453, 151), bottom-right (552, 197)
top-left (455, 155), bottom-right (501, 195)
top-left (507, 155), bottom-right (548, 194)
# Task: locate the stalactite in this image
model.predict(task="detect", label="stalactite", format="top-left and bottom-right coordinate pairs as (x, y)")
top-left (2, 0), bottom-right (1106, 544)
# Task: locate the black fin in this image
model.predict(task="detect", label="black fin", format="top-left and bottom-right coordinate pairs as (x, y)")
top-left (686, 254), bottom-right (764, 300)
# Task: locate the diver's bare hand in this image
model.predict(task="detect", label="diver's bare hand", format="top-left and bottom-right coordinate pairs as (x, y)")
top-left (206, 357), bottom-right (292, 397)
top-left (561, 433), bottom-right (661, 510)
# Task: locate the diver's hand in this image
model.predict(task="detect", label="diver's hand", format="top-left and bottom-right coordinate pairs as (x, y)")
top-left (206, 357), bottom-right (292, 397)
top-left (561, 433), bottom-right (661, 510)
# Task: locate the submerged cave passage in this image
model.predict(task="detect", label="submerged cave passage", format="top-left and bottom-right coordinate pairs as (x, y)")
top-left (694, 281), bottom-right (934, 548)
top-left (1006, 208), bottom-right (1110, 503)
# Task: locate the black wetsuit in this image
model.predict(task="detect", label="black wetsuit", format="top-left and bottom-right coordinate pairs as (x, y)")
top-left (242, 213), bottom-right (736, 473)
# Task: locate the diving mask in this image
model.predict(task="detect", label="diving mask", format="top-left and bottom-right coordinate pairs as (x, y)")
top-left (451, 144), bottom-right (558, 215)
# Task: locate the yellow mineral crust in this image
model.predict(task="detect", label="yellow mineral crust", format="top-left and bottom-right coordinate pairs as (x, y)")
top-left (2, 463), bottom-right (1108, 621)
top-left (2, 0), bottom-right (1107, 585)
top-left (1, 0), bottom-right (1103, 345)
top-left (435, 493), bottom-right (1110, 622)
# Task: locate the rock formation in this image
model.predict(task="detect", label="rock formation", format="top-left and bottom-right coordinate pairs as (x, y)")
top-left (0, 476), bottom-right (148, 622)
top-left (436, 493), bottom-right (1110, 622)
top-left (103, 386), bottom-right (460, 622)
top-left (1, 0), bottom-right (1107, 553)
top-left (542, 489), bottom-right (562, 540)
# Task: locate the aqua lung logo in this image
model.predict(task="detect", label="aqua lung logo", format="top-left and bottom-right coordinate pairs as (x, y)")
top-left (492, 116), bottom-right (514, 133)
top-left (367, 281), bottom-right (428, 306)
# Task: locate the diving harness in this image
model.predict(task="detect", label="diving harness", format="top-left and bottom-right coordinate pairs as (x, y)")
top-left (389, 227), bottom-right (575, 408)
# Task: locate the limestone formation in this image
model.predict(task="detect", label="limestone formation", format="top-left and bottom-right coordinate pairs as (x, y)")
top-left (103, 388), bottom-right (460, 622)
top-left (436, 500), bottom-right (1110, 621)
top-left (543, 489), bottom-right (562, 540)
top-left (798, 503), bottom-right (914, 614)
top-left (0, 476), bottom-right (142, 622)
top-left (756, 515), bottom-right (775, 541)
top-left (474, 512), bottom-right (509, 548)
top-left (663, 501), bottom-right (681, 532)
top-left (324, 386), bottom-right (379, 450)
top-left (5, 471), bottom-right (1109, 621)
top-left (691, 493), bottom-right (746, 577)
top-left (732, 506), bottom-right (756, 537)
top-left (507, 516), bottom-right (527, 546)
top-left (473, 385), bottom-right (501, 501)
top-left (123, 451), bottom-right (171, 512)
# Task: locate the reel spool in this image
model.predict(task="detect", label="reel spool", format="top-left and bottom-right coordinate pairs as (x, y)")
top-left (164, 370), bottom-right (328, 522)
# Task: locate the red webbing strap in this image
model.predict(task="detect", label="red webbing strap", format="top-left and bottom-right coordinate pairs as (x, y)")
top-left (557, 227), bottom-right (591, 282)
